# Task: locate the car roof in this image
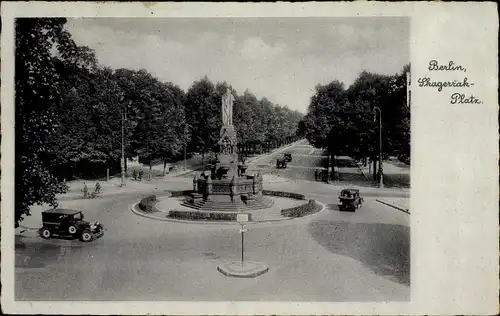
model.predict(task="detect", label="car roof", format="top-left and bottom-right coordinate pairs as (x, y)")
top-left (42, 209), bottom-right (82, 215)
top-left (342, 189), bottom-right (359, 193)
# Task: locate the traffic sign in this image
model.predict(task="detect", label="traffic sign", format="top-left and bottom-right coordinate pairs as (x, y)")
top-left (237, 213), bottom-right (249, 224)
top-left (239, 228), bottom-right (248, 233)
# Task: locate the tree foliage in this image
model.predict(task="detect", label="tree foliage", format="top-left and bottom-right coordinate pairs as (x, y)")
top-left (15, 18), bottom-right (73, 226)
top-left (303, 66), bottom-right (411, 162)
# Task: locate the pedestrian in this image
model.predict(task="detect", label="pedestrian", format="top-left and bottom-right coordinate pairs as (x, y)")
top-left (95, 182), bottom-right (101, 194)
top-left (83, 183), bottom-right (88, 199)
top-left (139, 169), bottom-right (143, 181)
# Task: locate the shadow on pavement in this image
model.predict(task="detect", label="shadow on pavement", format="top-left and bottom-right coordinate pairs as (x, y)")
top-left (383, 173), bottom-right (410, 188)
top-left (15, 234), bottom-right (89, 269)
top-left (307, 220), bottom-right (410, 286)
top-left (336, 158), bottom-right (358, 168)
top-left (326, 203), bottom-right (356, 213)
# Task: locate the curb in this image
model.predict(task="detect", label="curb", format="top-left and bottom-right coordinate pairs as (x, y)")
top-left (376, 199), bottom-right (410, 214)
top-left (172, 168), bottom-right (198, 177)
top-left (217, 262), bottom-right (270, 278)
top-left (18, 226), bottom-right (39, 232)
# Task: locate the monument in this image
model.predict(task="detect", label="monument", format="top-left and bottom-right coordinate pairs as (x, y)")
top-left (183, 87), bottom-right (273, 212)
top-left (217, 88), bottom-right (238, 179)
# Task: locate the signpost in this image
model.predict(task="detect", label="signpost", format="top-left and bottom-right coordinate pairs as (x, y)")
top-left (217, 212), bottom-right (268, 278)
top-left (236, 213), bottom-right (249, 266)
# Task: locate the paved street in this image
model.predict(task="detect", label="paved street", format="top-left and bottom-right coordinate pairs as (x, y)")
top-left (15, 140), bottom-right (410, 301)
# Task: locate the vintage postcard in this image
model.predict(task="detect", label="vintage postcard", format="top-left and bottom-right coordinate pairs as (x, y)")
top-left (1, 1), bottom-right (498, 315)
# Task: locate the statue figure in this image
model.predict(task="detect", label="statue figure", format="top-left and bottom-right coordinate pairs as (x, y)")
top-left (222, 88), bottom-right (234, 126)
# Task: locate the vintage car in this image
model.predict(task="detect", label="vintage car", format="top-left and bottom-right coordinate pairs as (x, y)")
top-left (276, 157), bottom-right (288, 169)
top-left (39, 209), bottom-right (104, 242)
top-left (338, 189), bottom-right (363, 212)
top-left (283, 153), bottom-right (292, 162)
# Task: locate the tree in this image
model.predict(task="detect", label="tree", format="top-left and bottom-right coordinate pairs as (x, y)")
top-left (154, 82), bottom-right (186, 176)
top-left (346, 66), bottom-right (410, 167)
top-left (184, 77), bottom-right (221, 159)
top-left (15, 18), bottom-right (76, 226)
top-left (234, 90), bottom-right (259, 146)
top-left (128, 71), bottom-right (186, 178)
top-left (304, 81), bottom-right (348, 149)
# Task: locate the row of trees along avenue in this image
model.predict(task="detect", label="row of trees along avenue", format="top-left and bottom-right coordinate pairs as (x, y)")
top-left (301, 65), bottom-right (410, 180)
top-left (15, 18), bottom-right (303, 227)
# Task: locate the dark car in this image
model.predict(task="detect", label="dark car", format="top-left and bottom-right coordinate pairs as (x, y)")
top-left (276, 157), bottom-right (288, 169)
top-left (283, 153), bottom-right (292, 162)
top-left (338, 189), bottom-right (363, 212)
top-left (39, 209), bottom-right (104, 242)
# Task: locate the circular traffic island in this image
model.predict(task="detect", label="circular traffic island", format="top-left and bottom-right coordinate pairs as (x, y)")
top-left (132, 190), bottom-right (325, 224)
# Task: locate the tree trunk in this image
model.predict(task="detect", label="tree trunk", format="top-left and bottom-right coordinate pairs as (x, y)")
top-left (106, 159), bottom-right (109, 182)
top-left (331, 154), bottom-right (336, 180)
top-left (163, 160), bottom-right (167, 177)
top-left (125, 155), bottom-right (128, 172)
top-left (372, 155), bottom-right (378, 181)
top-left (149, 163), bottom-right (152, 180)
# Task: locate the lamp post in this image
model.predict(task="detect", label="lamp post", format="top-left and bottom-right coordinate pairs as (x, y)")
top-left (373, 106), bottom-right (384, 188)
top-left (406, 71), bottom-right (411, 108)
top-left (120, 106), bottom-right (127, 187)
top-left (184, 124), bottom-right (187, 170)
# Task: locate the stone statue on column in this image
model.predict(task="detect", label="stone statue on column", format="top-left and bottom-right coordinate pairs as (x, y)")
top-left (222, 88), bottom-right (234, 126)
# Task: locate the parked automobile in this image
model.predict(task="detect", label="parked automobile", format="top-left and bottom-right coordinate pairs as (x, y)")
top-left (283, 153), bottom-right (292, 162)
top-left (338, 189), bottom-right (363, 212)
top-left (39, 209), bottom-right (104, 242)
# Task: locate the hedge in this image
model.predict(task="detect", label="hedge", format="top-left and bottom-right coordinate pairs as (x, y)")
top-left (138, 195), bottom-right (157, 213)
top-left (281, 199), bottom-right (321, 218)
top-left (169, 190), bottom-right (194, 197)
top-left (168, 210), bottom-right (253, 222)
top-left (262, 190), bottom-right (306, 200)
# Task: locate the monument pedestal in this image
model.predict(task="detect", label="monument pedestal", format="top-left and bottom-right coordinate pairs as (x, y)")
top-left (217, 124), bottom-right (238, 179)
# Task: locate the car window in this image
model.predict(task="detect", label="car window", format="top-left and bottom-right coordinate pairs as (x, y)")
top-left (73, 213), bottom-right (82, 220)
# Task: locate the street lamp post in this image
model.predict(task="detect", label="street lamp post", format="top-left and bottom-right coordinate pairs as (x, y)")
top-left (184, 125), bottom-right (187, 170)
top-left (121, 107), bottom-right (126, 187)
top-left (406, 71), bottom-right (411, 108)
top-left (373, 107), bottom-right (384, 188)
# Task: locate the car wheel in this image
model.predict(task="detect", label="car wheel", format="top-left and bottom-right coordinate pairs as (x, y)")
top-left (80, 230), bottom-right (93, 242)
top-left (68, 225), bottom-right (77, 234)
top-left (40, 228), bottom-right (51, 239)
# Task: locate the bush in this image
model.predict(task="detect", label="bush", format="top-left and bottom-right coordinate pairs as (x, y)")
top-left (262, 190), bottom-right (306, 200)
top-left (169, 190), bottom-right (194, 197)
top-left (168, 210), bottom-right (252, 222)
top-left (138, 195), bottom-right (157, 213)
top-left (281, 199), bottom-right (321, 218)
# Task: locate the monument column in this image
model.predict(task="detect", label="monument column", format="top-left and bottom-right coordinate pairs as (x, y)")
top-left (217, 88), bottom-right (238, 179)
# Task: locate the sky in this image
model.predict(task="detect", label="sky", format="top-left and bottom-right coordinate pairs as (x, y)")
top-left (66, 17), bottom-right (409, 114)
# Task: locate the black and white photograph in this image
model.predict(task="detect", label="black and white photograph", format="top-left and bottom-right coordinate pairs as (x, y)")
top-left (12, 15), bottom-right (411, 302)
top-left (1, 2), bottom-right (498, 315)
